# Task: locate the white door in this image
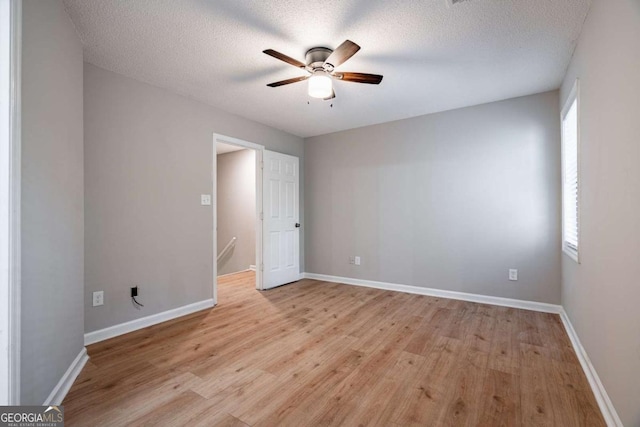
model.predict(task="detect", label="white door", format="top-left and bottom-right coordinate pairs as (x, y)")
top-left (263, 150), bottom-right (300, 289)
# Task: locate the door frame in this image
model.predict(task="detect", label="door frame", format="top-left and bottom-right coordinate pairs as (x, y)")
top-left (212, 134), bottom-right (265, 305)
top-left (1, 0), bottom-right (22, 405)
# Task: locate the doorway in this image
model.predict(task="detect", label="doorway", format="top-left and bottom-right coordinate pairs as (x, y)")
top-left (213, 134), bottom-right (264, 304)
top-left (216, 143), bottom-right (255, 277)
top-left (212, 134), bottom-right (302, 304)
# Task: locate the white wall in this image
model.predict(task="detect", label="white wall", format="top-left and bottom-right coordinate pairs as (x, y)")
top-left (560, 0), bottom-right (640, 424)
top-left (21, 0), bottom-right (84, 404)
top-left (84, 63), bottom-right (304, 333)
top-left (217, 149), bottom-right (256, 276)
top-left (305, 91), bottom-right (562, 304)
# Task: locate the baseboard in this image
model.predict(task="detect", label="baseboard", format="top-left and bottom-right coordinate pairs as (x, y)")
top-left (218, 270), bottom-right (246, 278)
top-left (302, 272), bottom-right (561, 313)
top-left (43, 347), bottom-right (88, 406)
top-left (84, 299), bottom-right (215, 346)
top-left (559, 309), bottom-right (622, 427)
top-left (218, 268), bottom-right (255, 278)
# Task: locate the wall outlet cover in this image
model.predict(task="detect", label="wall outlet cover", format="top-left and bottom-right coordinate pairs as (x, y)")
top-left (92, 291), bottom-right (104, 307)
top-left (509, 269), bottom-right (518, 281)
top-left (201, 194), bottom-right (212, 205)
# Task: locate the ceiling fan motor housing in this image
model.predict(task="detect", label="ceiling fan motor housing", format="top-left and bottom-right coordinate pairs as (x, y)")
top-left (305, 47), bottom-right (334, 71)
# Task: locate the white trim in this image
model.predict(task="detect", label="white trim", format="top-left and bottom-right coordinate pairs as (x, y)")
top-left (0, 0), bottom-right (21, 405)
top-left (217, 269), bottom-right (250, 278)
top-left (213, 134), bottom-right (264, 298)
top-left (8, 0), bottom-right (21, 405)
top-left (214, 134), bottom-right (264, 151)
top-left (0, 0), bottom-right (10, 405)
top-left (559, 309), bottom-right (622, 427)
top-left (43, 348), bottom-right (88, 406)
top-left (249, 264), bottom-right (256, 271)
top-left (84, 299), bottom-right (214, 346)
top-left (302, 273), bottom-right (562, 313)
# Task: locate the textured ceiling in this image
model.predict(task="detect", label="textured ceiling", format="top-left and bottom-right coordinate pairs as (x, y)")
top-left (63, 0), bottom-right (591, 137)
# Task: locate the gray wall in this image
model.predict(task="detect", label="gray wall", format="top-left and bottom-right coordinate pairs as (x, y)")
top-left (560, 0), bottom-right (640, 425)
top-left (21, 0), bottom-right (84, 404)
top-left (84, 64), bottom-right (304, 333)
top-left (305, 91), bottom-right (561, 304)
top-left (217, 149), bottom-right (256, 276)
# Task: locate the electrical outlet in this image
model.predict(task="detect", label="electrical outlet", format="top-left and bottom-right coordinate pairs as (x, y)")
top-left (131, 286), bottom-right (138, 297)
top-left (509, 269), bottom-right (518, 281)
top-left (92, 291), bottom-right (104, 307)
top-left (200, 194), bottom-right (211, 205)
top-left (354, 256), bottom-right (361, 266)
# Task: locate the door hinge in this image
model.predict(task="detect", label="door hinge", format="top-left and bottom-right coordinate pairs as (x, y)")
top-left (261, 263), bottom-right (264, 271)
top-left (260, 161), bottom-right (264, 169)
top-left (260, 212), bottom-right (264, 220)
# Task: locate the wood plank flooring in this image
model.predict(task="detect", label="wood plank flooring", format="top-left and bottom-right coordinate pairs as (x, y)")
top-left (63, 271), bottom-right (605, 426)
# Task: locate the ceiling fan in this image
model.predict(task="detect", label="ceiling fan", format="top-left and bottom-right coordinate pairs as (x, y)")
top-left (263, 40), bottom-right (383, 100)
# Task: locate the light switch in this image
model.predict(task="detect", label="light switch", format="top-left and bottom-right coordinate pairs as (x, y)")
top-left (201, 194), bottom-right (212, 205)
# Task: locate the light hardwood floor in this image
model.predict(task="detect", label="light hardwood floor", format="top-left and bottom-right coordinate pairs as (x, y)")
top-left (64, 271), bottom-right (605, 426)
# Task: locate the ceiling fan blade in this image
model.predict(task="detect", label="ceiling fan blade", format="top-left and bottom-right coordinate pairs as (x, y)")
top-left (324, 40), bottom-right (360, 68)
top-left (266, 75), bottom-right (309, 87)
top-left (337, 72), bottom-right (383, 84)
top-left (263, 49), bottom-right (306, 69)
top-left (323, 89), bottom-right (336, 100)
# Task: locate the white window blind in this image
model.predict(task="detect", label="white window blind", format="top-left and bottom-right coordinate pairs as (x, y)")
top-left (561, 84), bottom-right (579, 261)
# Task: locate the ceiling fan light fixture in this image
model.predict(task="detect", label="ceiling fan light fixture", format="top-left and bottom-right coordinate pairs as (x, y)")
top-left (264, 40), bottom-right (382, 100)
top-left (308, 72), bottom-right (332, 99)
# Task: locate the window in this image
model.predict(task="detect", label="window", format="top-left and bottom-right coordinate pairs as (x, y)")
top-left (561, 81), bottom-right (580, 262)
